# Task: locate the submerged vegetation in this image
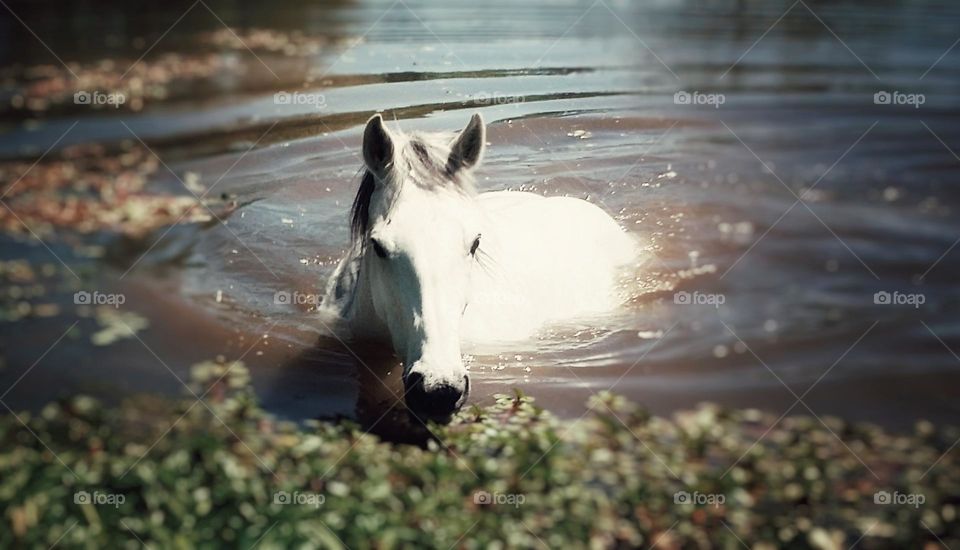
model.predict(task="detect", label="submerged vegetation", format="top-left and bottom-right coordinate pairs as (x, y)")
top-left (1, 360), bottom-right (957, 549)
top-left (2, 27), bottom-right (337, 119)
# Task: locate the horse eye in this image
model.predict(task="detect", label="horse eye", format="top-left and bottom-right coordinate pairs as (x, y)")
top-left (470, 235), bottom-right (481, 256)
top-left (370, 238), bottom-right (388, 259)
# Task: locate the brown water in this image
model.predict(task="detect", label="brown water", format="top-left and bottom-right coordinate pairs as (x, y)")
top-left (2, 0), bottom-right (960, 432)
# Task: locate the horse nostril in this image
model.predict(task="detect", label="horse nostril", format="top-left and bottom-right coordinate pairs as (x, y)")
top-left (404, 373), bottom-right (465, 421)
top-left (405, 372), bottom-right (426, 396)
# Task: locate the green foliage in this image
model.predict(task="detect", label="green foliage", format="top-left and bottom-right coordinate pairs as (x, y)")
top-left (1, 361), bottom-right (958, 549)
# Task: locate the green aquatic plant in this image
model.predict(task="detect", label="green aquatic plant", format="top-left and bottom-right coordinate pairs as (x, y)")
top-left (1, 360), bottom-right (957, 549)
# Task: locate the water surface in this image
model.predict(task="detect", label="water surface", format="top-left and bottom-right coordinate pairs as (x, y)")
top-left (2, 0), bottom-right (959, 431)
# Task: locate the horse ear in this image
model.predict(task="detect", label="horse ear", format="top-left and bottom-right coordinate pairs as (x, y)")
top-left (447, 113), bottom-right (485, 174)
top-left (363, 114), bottom-right (394, 174)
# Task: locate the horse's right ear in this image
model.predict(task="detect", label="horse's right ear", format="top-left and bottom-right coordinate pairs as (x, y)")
top-left (363, 114), bottom-right (394, 174)
top-left (447, 113), bottom-right (485, 174)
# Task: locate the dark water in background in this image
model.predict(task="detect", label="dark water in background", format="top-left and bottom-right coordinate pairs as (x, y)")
top-left (1, 0), bottom-right (959, 430)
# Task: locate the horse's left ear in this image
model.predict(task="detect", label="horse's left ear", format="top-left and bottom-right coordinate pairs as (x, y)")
top-left (447, 113), bottom-right (485, 174)
top-left (363, 114), bottom-right (395, 175)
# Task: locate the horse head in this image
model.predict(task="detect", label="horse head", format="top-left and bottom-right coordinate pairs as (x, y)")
top-left (350, 113), bottom-right (486, 421)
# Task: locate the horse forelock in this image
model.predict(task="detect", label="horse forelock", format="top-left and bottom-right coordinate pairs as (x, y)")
top-left (350, 129), bottom-right (477, 243)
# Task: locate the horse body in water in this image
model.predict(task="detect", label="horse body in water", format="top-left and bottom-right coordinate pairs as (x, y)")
top-left (323, 113), bottom-right (636, 420)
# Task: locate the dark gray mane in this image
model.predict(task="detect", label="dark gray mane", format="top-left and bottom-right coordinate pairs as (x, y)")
top-left (349, 133), bottom-right (476, 243)
top-left (350, 169), bottom-right (376, 240)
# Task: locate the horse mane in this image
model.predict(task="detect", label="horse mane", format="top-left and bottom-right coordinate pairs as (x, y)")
top-left (350, 169), bottom-right (375, 241)
top-left (349, 130), bottom-right (477, 244)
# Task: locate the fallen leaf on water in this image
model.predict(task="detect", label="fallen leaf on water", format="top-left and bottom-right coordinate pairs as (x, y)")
top-left (91, 307), bottom-right (149, 346)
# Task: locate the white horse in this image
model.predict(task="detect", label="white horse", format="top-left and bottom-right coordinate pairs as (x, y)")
top-left (323, 113), bottom-right (636, 421)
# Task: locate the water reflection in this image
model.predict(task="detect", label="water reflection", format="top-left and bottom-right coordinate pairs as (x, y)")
top-left (271, 335), bottom-right (435, 444)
